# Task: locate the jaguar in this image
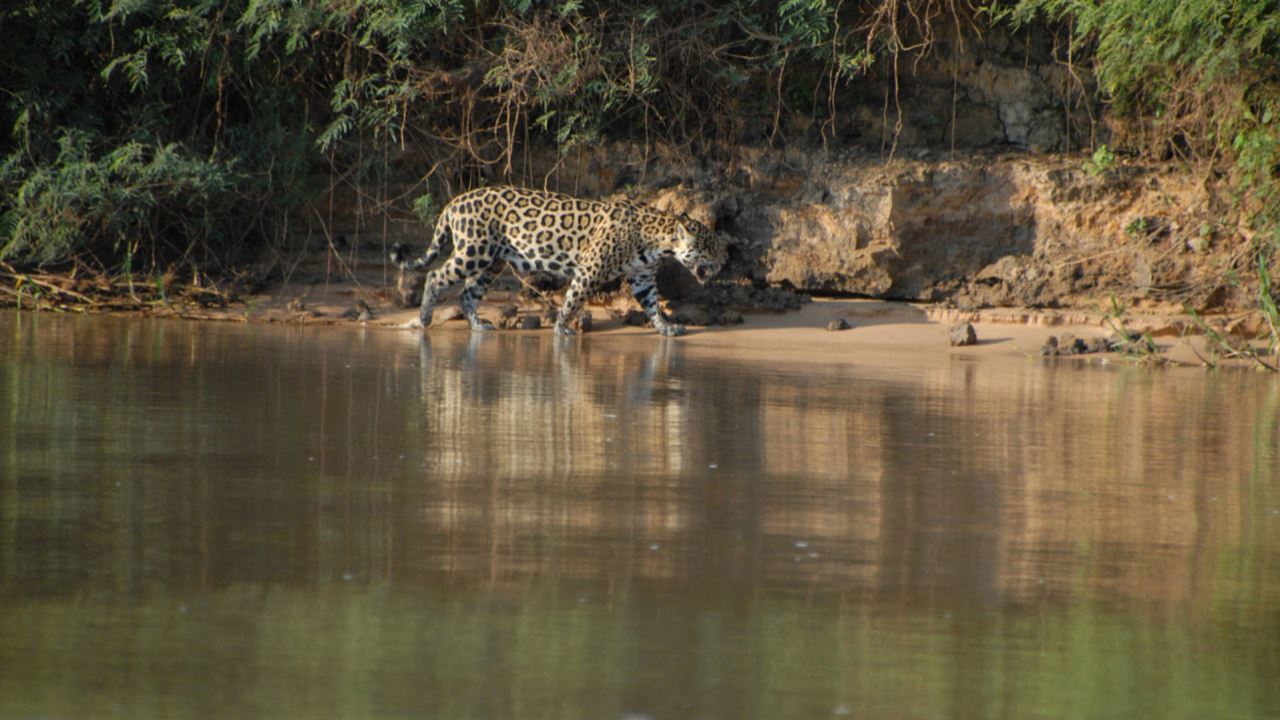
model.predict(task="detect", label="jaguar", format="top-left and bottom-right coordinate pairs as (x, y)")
top-left (391, 185), bottom-right (726, 336)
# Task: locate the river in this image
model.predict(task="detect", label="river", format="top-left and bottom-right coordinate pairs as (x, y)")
top-left (2, 310), bottom-right (1277, 719)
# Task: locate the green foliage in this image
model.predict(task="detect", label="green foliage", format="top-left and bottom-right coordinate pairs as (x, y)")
top-left (2, 0), bottom-right (898, 272)
top-left (1002, 0), bottom-right (1280, 354)
top-left (1004, 0), bottom-right (1280, 108)
top-left (1123, 217), bottom-right (1150, 237)
top-left (1083, 143), bottom-right (1116, 176)
top-left (1103, 294), bottom-right (1163, 363)
top-left (411, 193), bottom-right (436, 224)
top-left (0, 131), bottom-right (238, 266)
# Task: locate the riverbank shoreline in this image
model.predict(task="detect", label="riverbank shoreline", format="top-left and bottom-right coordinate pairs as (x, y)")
top-left (13, 271), bottom-right (1261, 370)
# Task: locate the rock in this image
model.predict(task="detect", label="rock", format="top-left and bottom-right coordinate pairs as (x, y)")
top-left (624, 310), bottom-right (649, 327)
top-left (949, 322), bottom-right (978, 346)
top-left (340, 304), bottom-right (372, 321)
top-left (719, 309), bottom-right (744, 325)
top-left (949, 104), bottom-right (1004, 147)
top-left (519, 316), bottom-right (541, 330)
top-left (696, 282), bottom-right (807, 312)
top-left (672, 304), bottom-right (715, 326)
top-left (578, 312), bottom-right (593, 333)
top-left (1044, 334), bottom-right (1109, 356)
top-left (672, 305), bottom-right (745, 327)
top-left (497, 305), bottom-right (521, 329)
top-left (1057, 332), bottom-right (1087, 354)
top-left (827, 318), bottom-right (850, 332)
top-left (1109, 332), bottom-right (1158, 354)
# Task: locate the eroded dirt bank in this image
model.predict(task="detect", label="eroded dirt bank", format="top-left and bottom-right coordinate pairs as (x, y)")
top-left (4, 146), bottom-right (1267, 365)
top-left (533, 146), bottom-right (1255, 325)
top-left (275, 144), bottom-right (1262, 338)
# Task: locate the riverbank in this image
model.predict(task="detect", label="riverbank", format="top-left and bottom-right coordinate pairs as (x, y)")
top-left (84, 271), bottom-right (1243, 370)
top-left (4, 243), bottom-right (1268, 370)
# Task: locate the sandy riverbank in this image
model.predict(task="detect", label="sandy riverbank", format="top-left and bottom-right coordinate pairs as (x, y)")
top-left (164, 272), bottom-right (1233, 370)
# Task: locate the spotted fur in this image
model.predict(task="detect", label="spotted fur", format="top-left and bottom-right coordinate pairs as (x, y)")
top-left (391, 185), bottom-right (726, 336)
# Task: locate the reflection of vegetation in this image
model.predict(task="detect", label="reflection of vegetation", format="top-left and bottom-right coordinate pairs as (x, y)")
top-left (1, 588), bottom-right (1278, 719)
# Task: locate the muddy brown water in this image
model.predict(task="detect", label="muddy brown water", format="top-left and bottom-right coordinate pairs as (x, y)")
top-left (2, 310), bottom-right (1278, 719)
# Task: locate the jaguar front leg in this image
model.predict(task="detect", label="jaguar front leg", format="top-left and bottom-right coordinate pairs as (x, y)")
top-left (555, 232), bottom-right (614, 336)
top-left (554, 275), bottom-right (593, 336)
top-left (627, 268), bottom-right (685, 337)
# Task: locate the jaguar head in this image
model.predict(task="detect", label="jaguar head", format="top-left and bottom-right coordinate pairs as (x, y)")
top-left (673, 214), bottom-right (727, 283)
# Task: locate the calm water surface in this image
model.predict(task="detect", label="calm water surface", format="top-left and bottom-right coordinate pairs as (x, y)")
top-left (2, 310), bottom-right (1279, 719)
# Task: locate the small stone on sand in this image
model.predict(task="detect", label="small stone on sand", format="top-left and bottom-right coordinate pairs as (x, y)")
top-left (949, 322), bottom-right (977, 346)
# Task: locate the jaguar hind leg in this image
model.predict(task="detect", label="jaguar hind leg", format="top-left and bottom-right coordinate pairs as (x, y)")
top-left (415, 254), bottom-right (477, 328)
top-left (413, 268), bottom-right (446, 328)
top-left (459, 259), bottom-right (502, 331)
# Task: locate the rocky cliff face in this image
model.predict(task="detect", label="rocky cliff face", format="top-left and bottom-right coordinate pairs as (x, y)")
top-left (346, 142), bottom-right (1247, 319)
top-left (525, 142), bottom-right (1246, 317)
top-left (835, 27), bottom-right (1095, 154)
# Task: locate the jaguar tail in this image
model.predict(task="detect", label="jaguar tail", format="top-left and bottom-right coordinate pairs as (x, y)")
top-left (391, 215), bottom-right (452, 272)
